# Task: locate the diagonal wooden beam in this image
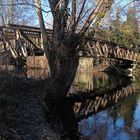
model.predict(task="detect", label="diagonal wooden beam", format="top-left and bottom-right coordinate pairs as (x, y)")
top-left (19, 30), bottom-right (42, 50)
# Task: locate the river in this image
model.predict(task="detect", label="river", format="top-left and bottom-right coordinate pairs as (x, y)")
top-left (66, 70), bottom-right (140, 140)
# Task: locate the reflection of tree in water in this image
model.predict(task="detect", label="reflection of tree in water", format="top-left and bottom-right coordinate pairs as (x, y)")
top-left (78, 113), bottom-right (109, 140)
top-left (77, 92), bottom-right (139, 140)
top-left (108, 93), bottom-right (138, 133)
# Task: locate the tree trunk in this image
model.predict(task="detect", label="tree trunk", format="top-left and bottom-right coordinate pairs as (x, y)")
top-left (35, 0), bottom-right (79, 113)
top-left (43, 50), bottom-right (79, 112)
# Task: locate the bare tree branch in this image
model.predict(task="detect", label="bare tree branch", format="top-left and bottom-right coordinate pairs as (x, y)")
top-left (79, 0), bottom-right (104, 37)
top-left (100, 0), bottom-right (137, 28)
top-left (71, 0), bottom-right (87, 33)
top-left (1, 2), bottom-right (51, 14)
top-left (93, 0), bottom-right (113, 28)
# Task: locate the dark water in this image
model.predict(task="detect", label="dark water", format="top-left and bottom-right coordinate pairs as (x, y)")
top-left (67, 70), bottom-right (140, 140)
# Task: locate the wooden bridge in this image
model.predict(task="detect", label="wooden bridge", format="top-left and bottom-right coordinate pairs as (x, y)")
top-left (81, 38), bottom-right (140, 63)
top-left (0, 24), bottom-right (50, 59)
top-left (0, 24), bottom-right (140, 64)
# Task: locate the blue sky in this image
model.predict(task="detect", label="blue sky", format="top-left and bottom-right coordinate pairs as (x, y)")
top-left (40, 0), bottom-right (138, 28)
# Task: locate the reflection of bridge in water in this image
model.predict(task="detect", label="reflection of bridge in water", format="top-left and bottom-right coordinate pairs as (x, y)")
top-left (68, 71), bottom-right (138, 119)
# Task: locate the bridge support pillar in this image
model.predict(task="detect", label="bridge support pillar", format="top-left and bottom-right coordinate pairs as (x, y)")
top-left (26, 56), bottom-right (50, 78)
top-left (78, 57), bottom-right (93, 71)
top-left (26, 56), bottom-right (49, 69)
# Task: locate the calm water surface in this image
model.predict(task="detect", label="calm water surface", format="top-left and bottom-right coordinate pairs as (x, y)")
top-left (69, 70), bottom-right (140, 140)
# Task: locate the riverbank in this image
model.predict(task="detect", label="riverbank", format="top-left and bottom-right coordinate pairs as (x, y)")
top-left (0, 72), bottom-right (59, 140)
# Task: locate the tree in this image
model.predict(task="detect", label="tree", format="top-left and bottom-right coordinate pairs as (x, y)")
top-left (34, 0), bottom-right (113, 112)
top-left (121, 7), bottom-right (140, 49)
top-left (97, 4), bottom-right (140, 50)
top-left (0, 0), bottom-right (36, 25)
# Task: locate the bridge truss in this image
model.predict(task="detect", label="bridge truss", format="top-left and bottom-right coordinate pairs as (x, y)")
top-left (0, 24), bottom-right (140, 65)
